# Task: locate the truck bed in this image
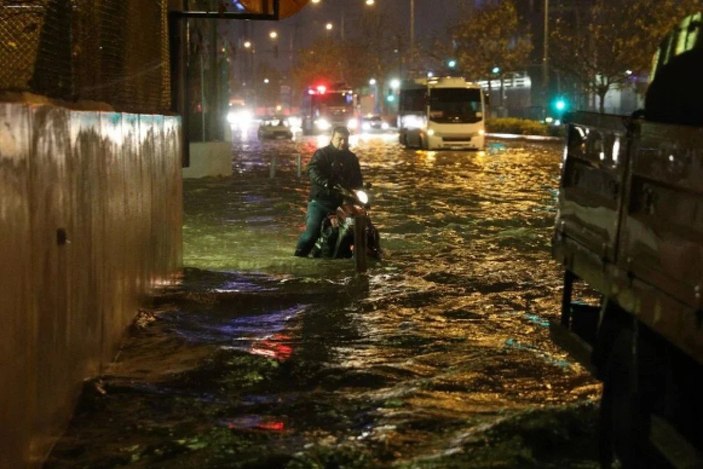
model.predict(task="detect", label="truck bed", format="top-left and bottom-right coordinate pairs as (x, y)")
top-left (552, 111), bottom-right (703, 364)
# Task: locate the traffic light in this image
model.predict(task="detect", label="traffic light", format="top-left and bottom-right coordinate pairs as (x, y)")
top-left (552, 96), bottom-right (568, 115)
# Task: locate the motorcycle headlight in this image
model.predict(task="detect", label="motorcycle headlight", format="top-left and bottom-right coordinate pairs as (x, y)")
top-left (354, 190), bottom-right (369, 205)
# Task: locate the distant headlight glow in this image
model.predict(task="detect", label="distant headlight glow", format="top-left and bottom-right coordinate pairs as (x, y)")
top-left (287, 116), bottom-right (302, 131)
top-left (401, 114), bottom-right (424, 129)
top-left (314, 118), bottom-right (331, 131)
top-left (227, 109), bottom-right (254, 129)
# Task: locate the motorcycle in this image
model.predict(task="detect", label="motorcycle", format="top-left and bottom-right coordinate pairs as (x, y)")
top-left (310, 185), bottom-right (382, 267)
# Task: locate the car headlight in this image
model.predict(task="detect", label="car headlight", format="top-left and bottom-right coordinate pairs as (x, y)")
top-left (227, 109), bottom-right (254, 128)
top-left (314, 118), bottom-right (331, 130)
top-left (287, 116), bottom-right (302, 130)
top-left (347, 118), bottom-right (359, 130)
top-left (402, 114), bottom-right (425, 129)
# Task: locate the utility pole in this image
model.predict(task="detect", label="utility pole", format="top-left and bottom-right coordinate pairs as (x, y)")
top-left (409, 0), bottom-right (415, 65)
top-left (543, 0), bottom-right (549, 116)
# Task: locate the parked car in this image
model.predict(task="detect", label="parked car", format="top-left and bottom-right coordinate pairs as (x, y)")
top-left (257, 117), bottom-right (293, 140)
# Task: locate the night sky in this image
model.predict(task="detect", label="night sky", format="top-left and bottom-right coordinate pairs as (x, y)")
top-left (227, 0), bottom-right (470, 73)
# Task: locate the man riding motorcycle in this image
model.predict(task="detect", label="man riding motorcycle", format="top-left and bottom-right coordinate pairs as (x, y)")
top-left (294, 126), bottom-right (363, 257)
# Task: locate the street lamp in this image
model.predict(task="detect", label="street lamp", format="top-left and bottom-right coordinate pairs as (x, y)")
top-left (369, 78), bottom-right (380, 114)
top-left (241, 40), bottom-right (254, 88)
top-left (268, 30), bottom-right (279, 58)
top-left (315, 0), bottom-right (374, 41)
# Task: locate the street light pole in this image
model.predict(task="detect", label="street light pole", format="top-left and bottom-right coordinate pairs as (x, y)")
top-left (409, 0), bottom-right (415, 62)
top-left (543, 0), bottom-right (549, 116)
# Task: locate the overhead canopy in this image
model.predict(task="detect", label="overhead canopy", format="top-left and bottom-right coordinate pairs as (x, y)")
top-left (239, 0), bottom-right (310, 19)
top-left (179, 0), bottom-right (310, 20)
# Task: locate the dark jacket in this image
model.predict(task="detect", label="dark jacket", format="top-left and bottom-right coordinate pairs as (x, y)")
top-left (307, 144), bottom-right (363, 208)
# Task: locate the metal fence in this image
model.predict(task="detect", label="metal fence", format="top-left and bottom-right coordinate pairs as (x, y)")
top-left (0, 0), bottom-right (171, 113)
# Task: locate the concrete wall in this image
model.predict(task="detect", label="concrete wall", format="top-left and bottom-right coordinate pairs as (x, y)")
top-left (183, 141), bottom-right (233, 178)
top-left (0, 102), bottom-right (182, 468)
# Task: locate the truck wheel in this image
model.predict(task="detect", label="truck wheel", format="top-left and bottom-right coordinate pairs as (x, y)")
top-left (598, 328), bottom-right (662, 468)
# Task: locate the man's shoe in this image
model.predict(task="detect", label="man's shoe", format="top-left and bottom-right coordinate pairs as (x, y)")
top-left (294, 249), bottom-right (308, 257)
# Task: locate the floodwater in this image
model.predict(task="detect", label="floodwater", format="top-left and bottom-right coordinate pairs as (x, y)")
top-left (47, 131), bottom-right (602, 468)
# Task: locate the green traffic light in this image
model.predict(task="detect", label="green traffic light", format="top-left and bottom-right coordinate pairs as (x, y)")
top-left (552, 97), bottom-right (568, 113)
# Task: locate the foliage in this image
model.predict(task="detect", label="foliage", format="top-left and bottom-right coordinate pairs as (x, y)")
top-left (486, 117), bottom-right (550, 136)
top-left (550, 0), bottom-right (701, 113)
top-left (450, 0), bottom-right (533, 81)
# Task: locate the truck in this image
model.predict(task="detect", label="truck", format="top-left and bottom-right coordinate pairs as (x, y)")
top-left (300, 82), bottom-right (359, 135)
top-left (550, 13), bottom-right (703, 468)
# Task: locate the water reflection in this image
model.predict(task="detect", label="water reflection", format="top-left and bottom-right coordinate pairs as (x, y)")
top-left (47, 136), bottom-right (601, 468)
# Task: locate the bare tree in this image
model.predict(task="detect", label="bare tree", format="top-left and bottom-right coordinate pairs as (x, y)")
top-left (289, 8), bottom-right (402, 114)
top-left (290, 37), bottom-right (347, 91)
top-left (346, 9), bottom-right (404, 113)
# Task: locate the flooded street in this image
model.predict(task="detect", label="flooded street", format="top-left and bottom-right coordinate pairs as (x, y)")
top-left (47, 132), bottom-right (602, 468)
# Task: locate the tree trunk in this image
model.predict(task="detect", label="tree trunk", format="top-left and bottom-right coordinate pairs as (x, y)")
top-left (598, 89), bottom-right (608, 114)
